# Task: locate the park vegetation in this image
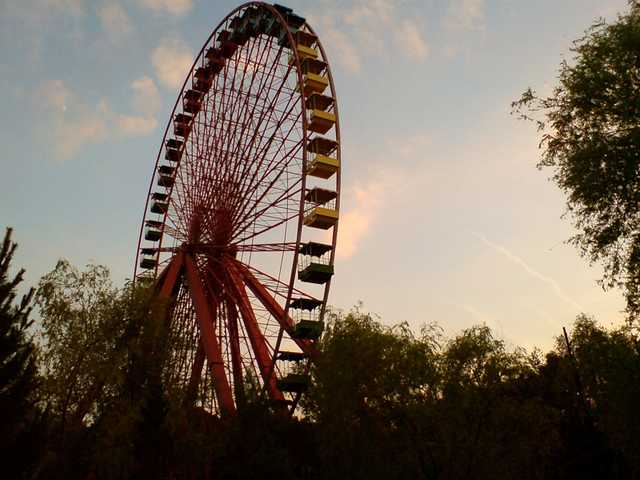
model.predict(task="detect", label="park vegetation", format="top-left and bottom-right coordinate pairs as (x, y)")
top-left (3, 1), bottom-right (640, 478)
top-left (1, 228), bottom-right (640, 479)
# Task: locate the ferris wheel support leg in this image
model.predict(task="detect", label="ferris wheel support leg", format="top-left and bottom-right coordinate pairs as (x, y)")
top-left (224, 298), bottom-right (246, 408)
top-left (235, 262), bottom-right (318, 359)
top-left (225, 265), bottom-right (285, 403)
top-left (185, 342), bottom-right (205, 405)
top-left (184, 254), bottom-right (237, 416)
top-left (156, 251), bottom-right (185, 299)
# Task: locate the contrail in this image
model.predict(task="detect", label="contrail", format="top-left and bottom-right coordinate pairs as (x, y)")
top-left (472, 231), bottom-right (584, 312)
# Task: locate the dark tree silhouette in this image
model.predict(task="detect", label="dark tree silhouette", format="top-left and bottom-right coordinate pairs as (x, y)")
top-left (0, 227), bottom-right (41, 479)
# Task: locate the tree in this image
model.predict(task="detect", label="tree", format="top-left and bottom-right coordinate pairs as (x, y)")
top-left (302, 307), bottom-right (442, 479)
top-left (36, 260), bottom-right (121, 434)
top-left (35, 261), bottom-right (173, 479)
top-left (0, 228), bottom-right (42, 478)
top-left (512, 1), bottom-right (640, 320)
top-left (562, 316), bottom-right (640, 477)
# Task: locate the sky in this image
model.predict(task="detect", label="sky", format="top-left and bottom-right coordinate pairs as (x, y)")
top-left (0, 0), bottom-right (631, 351)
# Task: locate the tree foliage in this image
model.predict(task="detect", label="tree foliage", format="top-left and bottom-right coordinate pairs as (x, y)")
top-left (35, 260), bottom-right (174, 479)
top-left (2, 244), bottom-right (638, 479)
top-left (0, 228), bottom-right (42, 479)
top-left (512, 0), bottom-right (640, 320)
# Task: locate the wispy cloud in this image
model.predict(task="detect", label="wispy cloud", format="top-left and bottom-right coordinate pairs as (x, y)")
top-left (396, 20), bottom-right (429, 61)
top-left (115, 76), bottom-right (160, 137)
top-left (98, 1), bottom-right (133, 40)
top-left (336, 132), bottom-right (431, 260)
top-left (152, 38), bottom-right (193, 89)
top-left (338, 180), bottom-right (384, 259)
top-left (444, 0), bottom-right (485, 31)
top-left (115, 115), bottom-right (158, 136)
top-left (137, 0), bottom-right (192, 16)
top-left (37, 76), bottom-right (161, 159)
top-left (130, 76), bottom-right (161, 116)
top-left (320, 19), bottom-right (362, 73)
top-left (308, 0), bottom-right (429, 74)
top-left (38, 80), bottom-right (109, 160)
top-left (472, 232), bottom-right (584, 312)
top-left (3, 0), bottom-right (86, 18)
top-left (44, 0), bottom-right (86, 15)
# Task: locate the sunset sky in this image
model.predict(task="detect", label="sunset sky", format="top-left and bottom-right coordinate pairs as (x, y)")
top-left (0, 0), bottom-right (629, 349)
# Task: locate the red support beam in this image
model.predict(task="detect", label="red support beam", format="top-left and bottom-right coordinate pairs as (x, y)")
top-left (224, 263), bottom-right (285, 403)
top-left (224, 298), bottom-right (246, 407)
top-left (233, 260), bottom-right (318, 358)
top-left (185, 342), bottom-right (205, 405)
top-left (184, 254), bottom-right (236, 416)
top-left (157, 251), bottom-right (185, 299)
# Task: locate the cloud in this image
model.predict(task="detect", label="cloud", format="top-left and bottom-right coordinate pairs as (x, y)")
top-left (3, 0), bottom-right (87, 64)
top-left (116, 114), bottom-right (158, 136)
top-left (395, 20), bottom-right (429, 61)
top-left (98, 1), bottom-right (132, 39)
top-left (308, 0), bottom-right (429, 73)
top-left (116, 76), bottom-right (160, 136)
top-left (336, 132), bottom-right (431, 259)
top-left (322, 21), bottom-right (362, 73)
top-left (130, 76), bottom-right (160, 116)
top-left (115, 76), bottom-right (160, 137)
top-left (3, 0), bottom-right (86, 19)
top-left (44, 0), bottom-right (86, 15)
top-left (152, 38), bottom-right (193, 89)
top-left (444, 0), bottom-right (485, 31)
top-left (37, 76), bottom-right (160, 159)
top-left (473, 232), bottom-right (584, 312)
top-left (38, 80), bottom-right (109, 160)
top-left (338, 181), bottom-right (384, 259)
top-left (137, 0), bottom-right (192, 16)
top-left (40, 79), bottom-right (73, 111)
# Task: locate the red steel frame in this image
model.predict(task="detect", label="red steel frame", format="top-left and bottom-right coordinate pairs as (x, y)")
top-left (133, 2), bottom-right (341, 416)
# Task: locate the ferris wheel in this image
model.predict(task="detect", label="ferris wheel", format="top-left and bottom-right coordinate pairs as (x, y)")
top-left (134, 2), bottom-right (341, 416)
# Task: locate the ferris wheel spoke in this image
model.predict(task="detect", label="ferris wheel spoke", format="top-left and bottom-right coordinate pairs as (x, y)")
top-left (184, 254), bottom-right (236, 415)
top-left (224, 60), bottom-right (298, 206)
top-left (235, 261), bottom-right (319, 307)
top-left (186, 38), bottom-right (289, 243)
top-left (229, 131), bottom-right (302, 233)
top-left (202, 35), bottom-right (276, 209)
top-left (167, 285), bottom-right (201, 397)
top-left (230, 134), bottom-right (303, 233)
top-left (224, 261), bottom-right (284, 401)
top-left (223, 297), bottom-right (246, 405)
top-left (233, 242), bottom-right (299, 253)
top-left (215, 38), bottom-right (272, 182)
top-left (189, 242), bottom-right (298, 254)
top-left (229, 79), bottom-right (302, 220)
top-left (232, 183), bottom-right (301, 240)
top-left (234, 205), bottom-right (301, 245)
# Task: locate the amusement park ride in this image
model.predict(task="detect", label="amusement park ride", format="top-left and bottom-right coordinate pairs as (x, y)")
top-left (134, 2), bottom-right (341, 417)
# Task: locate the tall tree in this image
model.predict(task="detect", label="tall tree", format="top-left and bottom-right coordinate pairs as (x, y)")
top-left (35, 260), bottom-right (175, 479)
top-left (0, 227), bottom-right (41, 478)
top-left (512, 1), bottom-right (640, 320)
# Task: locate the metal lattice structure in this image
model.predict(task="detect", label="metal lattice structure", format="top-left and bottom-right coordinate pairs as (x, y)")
top-left (134, 2), bottom-right (341, 416)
